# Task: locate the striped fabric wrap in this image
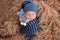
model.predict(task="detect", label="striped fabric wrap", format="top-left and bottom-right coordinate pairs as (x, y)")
top-left (20, 17), bottom-right (39, 38)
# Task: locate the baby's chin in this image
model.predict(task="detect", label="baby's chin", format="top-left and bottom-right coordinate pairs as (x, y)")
top-left (26, 17), bottom-right (36, 23)
top-left (26, 18), bottom-right (35, 20)
top-left (30, 18), bottom-right (35, 21)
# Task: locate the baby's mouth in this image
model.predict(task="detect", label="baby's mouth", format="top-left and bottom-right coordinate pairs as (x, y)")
top-left (26, 18), bottom-right (32, 19)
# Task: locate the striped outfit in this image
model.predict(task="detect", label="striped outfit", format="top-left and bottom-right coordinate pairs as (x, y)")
top-left (20, 17), bottom-right (39, 38)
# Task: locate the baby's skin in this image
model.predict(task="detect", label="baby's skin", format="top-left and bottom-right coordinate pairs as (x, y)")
top-left (19, 11), bottom-right (36, 23)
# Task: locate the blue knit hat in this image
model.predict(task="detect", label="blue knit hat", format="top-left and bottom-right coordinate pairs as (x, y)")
top-left (24, 2), bottom-right (38, 13)
top-left (20, 0), bottom-right (31, 10)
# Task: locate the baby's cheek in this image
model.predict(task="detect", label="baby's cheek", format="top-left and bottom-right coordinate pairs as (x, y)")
top-left (32, 15), bottom-right (36, 19)
top-left (26, 16), bottom-right (30, 19)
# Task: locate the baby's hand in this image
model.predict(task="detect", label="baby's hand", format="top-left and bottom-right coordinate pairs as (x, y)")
top-left (19, 17), bottom-right (22, 22)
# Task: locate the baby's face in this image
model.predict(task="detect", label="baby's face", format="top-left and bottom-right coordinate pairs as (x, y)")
top-left (25, 11), bottom-right (36, 20)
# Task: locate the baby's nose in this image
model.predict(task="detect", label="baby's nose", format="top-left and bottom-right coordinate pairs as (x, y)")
top-left (30, 14), bottom-right (32, 17)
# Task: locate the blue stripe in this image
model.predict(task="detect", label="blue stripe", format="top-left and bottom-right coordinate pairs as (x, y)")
top-left (30, 21), bottom-right (34, 35)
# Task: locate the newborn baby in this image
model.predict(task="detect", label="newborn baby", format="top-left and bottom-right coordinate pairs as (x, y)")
top-left (17, 9), bottom-right (36, 26)
top-left (17, 1), bottom-right (39, 38)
